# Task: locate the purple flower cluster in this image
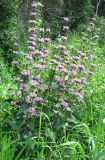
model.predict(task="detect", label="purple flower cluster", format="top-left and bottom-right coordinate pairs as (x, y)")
top-left (54, 45), bottom-right (66, 50)
top-left (12, 2), bottom-right (97, 117)
top-left (12, 2), bottom-right (48, 116)
top-left (49, 28), bottom-right (97, 106)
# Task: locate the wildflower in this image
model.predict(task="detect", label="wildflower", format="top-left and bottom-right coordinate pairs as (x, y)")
top-left (27, 107), bottom-right (35, 115)
top-left (27, 41), bottom-right (36, 46)
top-left (35, 97), bottom-right (44, 102)
top-left (71, 78), bottom-right (82, 83)
top-left (12, 0), bottom-right (96, 118)
top-left (39, 59), bottom-right (45, 65)
top-left (51, 59), bottom-right (59, 65)
top-left (64, 50), bottom-right (69, 55)
top-left (61, 36), bottom-right (68, 41)
top-left (37, 38), bottom-right (45, 43)
top-left (29, 20), bottom-right (36, 24)
top-left (30, 33), bottom-right (36, 37)
top-left (34, 64), bottom-right (47, 70)
top-left (64, 17), bottom-right (69, 22)
top-left (13, 51), bottom-right (20, 55)
top-left (57, 36), bottom-right (67, 41)
top-left (73, 56), bottom-right (80, 61)
top-left (69, 71), bottom-right (77, 76)
top-left (39, 52), bottom-right (47, 58)
top-left (44, 38), bottom-right (51, 42)
top-left (28, 46), bottom-right (35, 51)
top-left (87, 28), bottom-right (91, 32)
top-left (54, 45), bottom-right (66, 50)
top-left (20, 83), bottom-right (27, 92)
top-left (88, 71), bottom-right (94, 75)
top-left (77, 50), bottom-right (82, 55)
top-left (46, 28), bottom-right (51, 32)
top-left (84, 57), bottom-right (88, 61)
top-left (78, 65), bottom-right (85, 70)
top-left (37, 38), bottom-right (51, 43)
top-left (71, 64), bottom-right (78, 69)
top-left (30, 80), bottom-right (38, 87)
top-left (81, 77), bottom-right (86, 84)
top-left (58, 63), bottom-right (64, 69)
top-left (26, 98), bottom-right (35, 104)
top-left (38, 28), bottom-right (45, 33)
top-left (54, 55), bottom-right (60, 59)
top-left (41, 50), bottom-right (48, 55)
top-left (14, 77), bottom-right (20, 82)
top-left (73, 92), bottom-right (83, 98)
top-left (61, 101), bottom-right (68, 107)
top-left (77, 50), bottom-right (86, 57)
top-left (56, 78), bottom-right (65, 87)
top-left (23, 61), bottom-right (30, 65)
top-left (68, 88), bottom-right (75, 93)
top-left (30, 12), bottom-right (37, 17)
top-left (28, 28), bottom-right (35, 33)
top-left (21, 70), bottom-right (30, 77)
top-left (31, 75), bottom-right (41, 80)
top-left (91, 64), bottom-right (97, 68)
top-left (29, 92), bottom-right (37, 98)
top-left (26, 55), bottom-right (33, 61)
top-left (90, 22), bottom-right (94, 26)
top-left (31, 3), bottom-right (37, 8)
top-left (11, 101), bottom-right (16, 106)
top-left (63, 26), bottom-right (69, 31)
top-left (65, 60), bottom-right (70, 64)
top-left (12, 61), bottom-right (19, 65)
top-left (81, 53), bottom-right (86, 57)
top-left (92, 35), bottom-right (99, 39)
top-left (61, 67), bottom-right (68, 74)
top-left (29, 36), bottom-right (36, 41)
top-left (91, 56), bottom-right (97, 60)
top-left (39, 85), bottom-right (48, 91)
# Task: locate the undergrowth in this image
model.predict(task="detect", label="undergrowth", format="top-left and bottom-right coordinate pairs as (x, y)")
top-left (0, 3), bottom-right (105, 160)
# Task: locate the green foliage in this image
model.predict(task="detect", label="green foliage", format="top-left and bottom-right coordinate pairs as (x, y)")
top-left (78, 16), bottom-right (105, 47)
top-left (94, 17), bottom-right (105, 46)
top-left (42, 0), bottom-right (94, 36)
top-left (0, 28), bottom-right (105, 159)
top-left (64, 0), bottom-right (94, 28)
top-left (0, 1), bottom-right (105, 159)
top-left (0, 0), bottom-right (18, 62)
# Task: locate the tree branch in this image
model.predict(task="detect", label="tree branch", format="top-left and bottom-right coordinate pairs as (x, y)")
top-left (96, 0), bottom-right (102, 16)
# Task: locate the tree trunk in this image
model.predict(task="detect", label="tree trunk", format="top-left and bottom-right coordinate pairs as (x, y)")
top-left (96, 0), bottom-right (102, 16)
top-left (17, 0), bottom-right (33, 44)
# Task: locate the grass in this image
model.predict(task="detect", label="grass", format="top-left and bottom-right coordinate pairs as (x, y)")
top-left (0, 30), bottom-right (105, 159)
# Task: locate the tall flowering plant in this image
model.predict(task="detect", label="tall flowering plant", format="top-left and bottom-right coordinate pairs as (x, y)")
top-left (11, 2), bottom-right (97, 137)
